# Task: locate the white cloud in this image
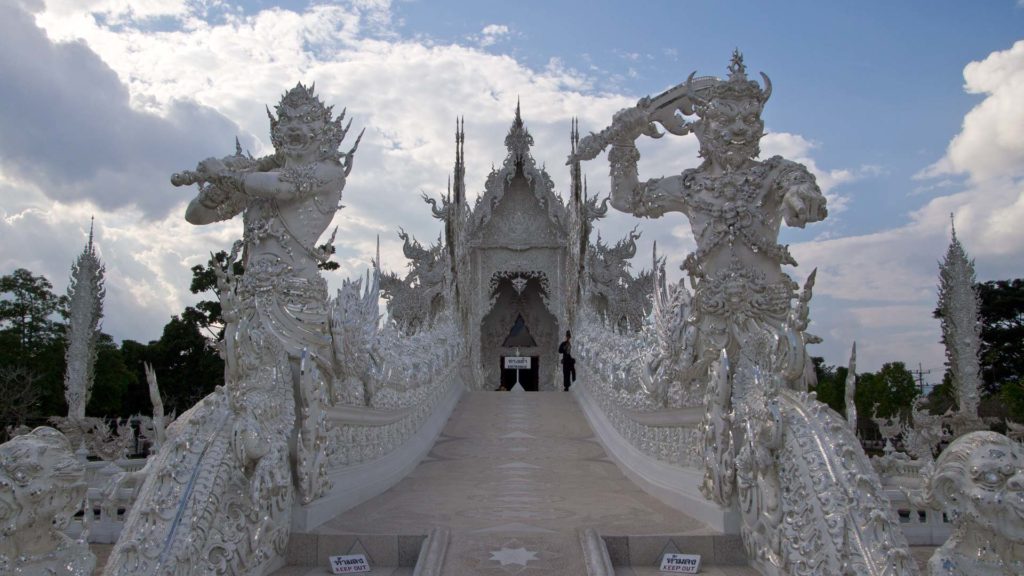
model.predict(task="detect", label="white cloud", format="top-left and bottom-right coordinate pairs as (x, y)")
top-left (477, 23), bottom-right (509, 47)
top-left (0, 1), bottom-right (241, 216)
top-left (12, 0), bottom-right (932, 379)
top-left (790, 40), bottom-right (1024, 374)
top-left (919, 40), bottom-right (1024, 183)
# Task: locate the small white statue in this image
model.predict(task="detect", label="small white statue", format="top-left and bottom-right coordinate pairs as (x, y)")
top-left (0, 427), bottom-right (96, 575)
top-left (924, 431), bottom-right (1024, 575)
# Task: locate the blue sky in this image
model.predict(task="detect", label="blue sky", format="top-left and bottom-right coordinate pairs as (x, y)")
top-left (2, 0), bottom-right (1023, 382)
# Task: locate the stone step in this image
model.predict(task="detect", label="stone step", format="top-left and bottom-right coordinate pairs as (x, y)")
top-left (280, 532), bottom-right (425, 570)
top-left (614, 568), bottom-right (759, 576)
top-left (601, 534), bottom-right (748, 568)
top-left (270, 567), bottom-right (413, 576)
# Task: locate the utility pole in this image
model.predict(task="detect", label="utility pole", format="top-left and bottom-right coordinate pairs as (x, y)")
top-left (911, 363), bottom-right (932, 394)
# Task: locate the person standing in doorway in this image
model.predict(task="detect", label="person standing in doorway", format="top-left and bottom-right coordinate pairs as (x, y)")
top-left (558, 330), bottom-right (576, 391)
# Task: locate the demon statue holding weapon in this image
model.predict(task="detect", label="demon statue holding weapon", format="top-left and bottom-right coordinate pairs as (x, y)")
top-left (571, 54), bottom-right (924, 576)
top-left (105, 84), bottom-right (362, 576)
top-left (572, 50), bottom-right (827, 404)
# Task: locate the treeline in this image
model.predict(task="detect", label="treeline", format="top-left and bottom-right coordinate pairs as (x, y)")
top-left (811, 279), bottom-right (1024, 433)
top-left (0, 266), bottom-right (225, 433)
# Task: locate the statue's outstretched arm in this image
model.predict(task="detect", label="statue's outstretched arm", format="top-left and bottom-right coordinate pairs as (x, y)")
top-left (776, 162), bottom-right (827, 228)
top-left (175, 151), bottom-right (272, 225)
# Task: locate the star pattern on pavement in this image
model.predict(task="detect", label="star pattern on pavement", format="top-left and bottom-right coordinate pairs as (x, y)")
top-left (489, 546), bottom-right (539, 566)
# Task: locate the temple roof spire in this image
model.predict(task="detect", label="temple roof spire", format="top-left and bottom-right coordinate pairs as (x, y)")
top-left (504, 99), bottom-right (534, 167)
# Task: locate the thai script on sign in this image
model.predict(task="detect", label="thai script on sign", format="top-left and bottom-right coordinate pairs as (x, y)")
top-left (659, 553), bottom-right (701, 573)
top-left (329, 554), bottom-right (371, 574)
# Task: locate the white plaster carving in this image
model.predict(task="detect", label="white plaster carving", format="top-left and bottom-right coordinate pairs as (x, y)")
top-left (105, 83), bottom-right (364, 575)
top-left (937, 217), bottom-right (986, 435)
top-left (920, 431), bottom-right (1024, 575)
top-left (576, 51), bottom-right (916, 575)
top-left (0, 427), bottom-right (96, 575)
top-left (64, 219), bottom-right (105, 421)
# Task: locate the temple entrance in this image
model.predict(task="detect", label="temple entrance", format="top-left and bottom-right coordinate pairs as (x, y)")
top-left (499, 355), bottom-right (539, 391)
top-left (480, 275), bottom-right (559, 390)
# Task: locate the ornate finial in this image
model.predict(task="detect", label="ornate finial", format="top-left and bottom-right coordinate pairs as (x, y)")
top-left (87, 216), bottom-right (95, 254)
top-left (504, 100), bottom-right (534, 164)
top-left (728, 49), bottom-right (747, 79)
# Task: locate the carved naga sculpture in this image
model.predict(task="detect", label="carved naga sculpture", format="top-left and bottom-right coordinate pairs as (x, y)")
top-left (0, 427), bottom-right (95, 575)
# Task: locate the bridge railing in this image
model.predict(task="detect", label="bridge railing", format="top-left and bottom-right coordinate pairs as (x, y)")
top-left (324, 323), bottom-right (464, 468)
top-left (572, 312), bottom-right (919, 574)
top-left (574, 323), bottom-right (703, 469)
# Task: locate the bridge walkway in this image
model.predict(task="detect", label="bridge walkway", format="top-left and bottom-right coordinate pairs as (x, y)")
top-left (277, 390), bottom-right (754, 575)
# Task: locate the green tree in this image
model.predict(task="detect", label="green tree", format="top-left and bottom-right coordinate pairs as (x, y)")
top-left (811, 356), bottom-right (847, 415)
top-left (86, 334), bottom-right (136, 416)
top-left (183, 251), bottom-right (242, 340)
top-left (0, 269), bottom-right (70, 416)
top-left (924, 372), bottom-right (956, 415)
top-left (977, 279), bottom-right (1024, 394)
top-left (856, 361), bottom-right (920, 424)
top-left (118, 339), bottom-right (159, 417)
top-left (0, 366), bottom-right (41, 440)
top-left (1002, 380), bottom-right (1024, 423)
top-left (0, 268), bottom-right (68, 354)
top-left (149, 315), bottom-right (223, 415)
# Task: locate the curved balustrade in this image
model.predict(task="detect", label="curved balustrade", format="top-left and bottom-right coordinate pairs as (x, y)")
top-left (574, 313), bottom-right (919, 574)
top-left (323, 322), bottom-right (464, 468)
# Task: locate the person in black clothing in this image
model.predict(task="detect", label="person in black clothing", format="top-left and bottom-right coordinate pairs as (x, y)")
top-left (558, 330), bottom-right (576, 391)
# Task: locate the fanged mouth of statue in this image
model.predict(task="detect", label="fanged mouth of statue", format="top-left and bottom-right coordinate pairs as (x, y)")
top-left (287, 132), bottom-right (308, 147)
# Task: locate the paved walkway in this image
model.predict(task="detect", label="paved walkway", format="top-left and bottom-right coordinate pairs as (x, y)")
top-left (313, 390), bottom-right (715, 574)
top-left (93, 390), bottom-right (938, 574)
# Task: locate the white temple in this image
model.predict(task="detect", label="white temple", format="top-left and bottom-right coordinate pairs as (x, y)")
top-left (382, 106), bottom-right (651, 392)
top-left (2, 54), bottom-right (1022, 576)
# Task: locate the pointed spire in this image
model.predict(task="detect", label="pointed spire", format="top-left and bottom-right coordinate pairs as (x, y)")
top-left (569, 117), bottom-right (582, 204)
top-left (453, 116), bottom-right (466, 205)
top-left (950, 212), bottom-right (957, 240)
top-left (504, 100), bottom-right (533, 167)
top-left (87, 216), bottom-right (95, 255)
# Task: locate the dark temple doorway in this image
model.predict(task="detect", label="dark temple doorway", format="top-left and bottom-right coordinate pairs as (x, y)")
top-left (499, 355), bottom-right (540, 391)
top-left (499, 313), bottom-right (539, 391)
